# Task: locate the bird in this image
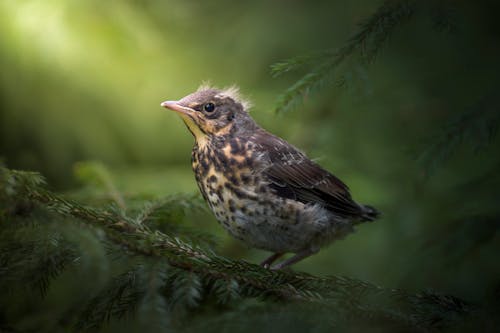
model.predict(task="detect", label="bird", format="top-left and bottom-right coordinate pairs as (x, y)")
top-left (161, 85), bottom-right (379, 270)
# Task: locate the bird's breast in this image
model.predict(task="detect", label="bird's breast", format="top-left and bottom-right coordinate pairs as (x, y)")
top-left (191, 137), bottom-right (259, 187)
top-left (191, 138), bottom-right (264, 231)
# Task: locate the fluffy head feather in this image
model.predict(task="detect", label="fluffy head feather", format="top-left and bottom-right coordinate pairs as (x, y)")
top-left (197, 84), bottom-right (252, 111)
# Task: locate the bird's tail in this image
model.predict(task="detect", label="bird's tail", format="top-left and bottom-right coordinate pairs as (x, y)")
top-left (360, 204), bottom-right (380, 222)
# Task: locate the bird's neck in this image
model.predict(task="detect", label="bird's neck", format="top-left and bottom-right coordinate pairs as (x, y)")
top-left (194, 132), bottom-right (230, 152)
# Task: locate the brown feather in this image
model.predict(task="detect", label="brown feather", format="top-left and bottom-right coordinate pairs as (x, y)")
top-left (250, 129), bottom-right (364, 218)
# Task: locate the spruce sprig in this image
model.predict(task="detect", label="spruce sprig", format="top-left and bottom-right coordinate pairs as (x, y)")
top-left (272, 0), bottom-right (415, 113)
top-left (0, 166), bottom-right (472, 331)
top-left (415, 94), bottom-right (500, 178)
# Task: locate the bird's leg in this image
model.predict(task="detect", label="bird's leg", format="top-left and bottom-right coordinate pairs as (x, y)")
top-left (260, 253), bottom-right (285, 268)
top-left (270, 247), bottom-right (319, 270)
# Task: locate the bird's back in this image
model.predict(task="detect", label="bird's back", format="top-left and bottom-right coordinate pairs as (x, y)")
top-left (249, 128), bottom-right (380, 223)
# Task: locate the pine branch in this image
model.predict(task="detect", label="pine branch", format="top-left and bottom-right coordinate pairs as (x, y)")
top-left (165, 268), bottom-right (203, 317)
top-left (132, 196), bottom-right (217, 248)
top-left (270, 51), bottom-right (334, 78)
top-left (73, 161), bottom-right (127, 210)
top-left (210, 277), bottom-right (241, 305)
top-left (30, 234), bottom-right (80, 297)
top-left (76, 265), bottom-right (146, 330)
top-left (0, 223), bottom-right (80, 298)
top-left (137, 262), bottom-right (171, 330)
top-left (273, 0), bottom-right (415, 113)
top-left (274, 60), bottom-right (339, 114)
top-left (0, 166), bottom-right (472, 331)
top-left (415, 94), bottom-right (500, 178)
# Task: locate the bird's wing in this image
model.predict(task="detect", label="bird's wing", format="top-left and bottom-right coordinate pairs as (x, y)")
top-left (251, 129), bottom-right (364, 218)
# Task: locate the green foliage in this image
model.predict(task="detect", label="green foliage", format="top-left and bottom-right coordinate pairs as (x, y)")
top-left (77, 265), bottom-right (146, 331)
top-left (2, 1), bottom-right (500, 332)
top-left (415, 93), bottom-right (500, 178)
top-left (0, 222), bottom-right (79, 298)
top-left (0, 165), bottom-right (482, 332)
top-left (270, 0), bottom-right (467, 114)
top-left (272, 0), bottom-right (416, 113)
top-left (74, 161), bottom-right (127, 210)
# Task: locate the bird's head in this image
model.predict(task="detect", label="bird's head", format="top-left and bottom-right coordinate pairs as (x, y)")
top-left (161, 85), bottom-right (254, 142)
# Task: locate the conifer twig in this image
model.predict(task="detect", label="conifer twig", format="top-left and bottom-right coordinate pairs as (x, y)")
top-left (415, 94), bottom-right (500, 177)
top-left (273, 0), bottom-right (415, 113)
top-left (1, 167), bottom-right (472, 331)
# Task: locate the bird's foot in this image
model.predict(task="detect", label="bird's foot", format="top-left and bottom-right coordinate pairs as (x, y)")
top-left (270, 247), bottom-right (319, 270)
top-left (260, 253), bottom-right (284, 269)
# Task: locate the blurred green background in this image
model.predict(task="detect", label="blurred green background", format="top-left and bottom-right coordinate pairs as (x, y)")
top-left (1, 0), bottom-right (499, 315)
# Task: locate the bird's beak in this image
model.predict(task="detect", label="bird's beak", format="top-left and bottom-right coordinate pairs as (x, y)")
top-left (161, 99), bottom-right (205, 139)
top-left (161, 100), bottom-right (195, 116)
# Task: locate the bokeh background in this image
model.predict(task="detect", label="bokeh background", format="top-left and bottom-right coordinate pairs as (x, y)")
top-left (1, 0), bottom-right (499, 328)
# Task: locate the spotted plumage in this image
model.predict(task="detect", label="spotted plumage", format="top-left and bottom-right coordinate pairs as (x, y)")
top-left (161, 85), bottom-right (379, 269)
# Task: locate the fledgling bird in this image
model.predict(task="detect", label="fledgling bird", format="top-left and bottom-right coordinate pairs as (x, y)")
top-left (161, 85), bottom-right (379, 270)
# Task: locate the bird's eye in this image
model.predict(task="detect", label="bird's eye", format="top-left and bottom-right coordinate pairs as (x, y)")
top-left (203, 103), bottom-right (215, 112)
